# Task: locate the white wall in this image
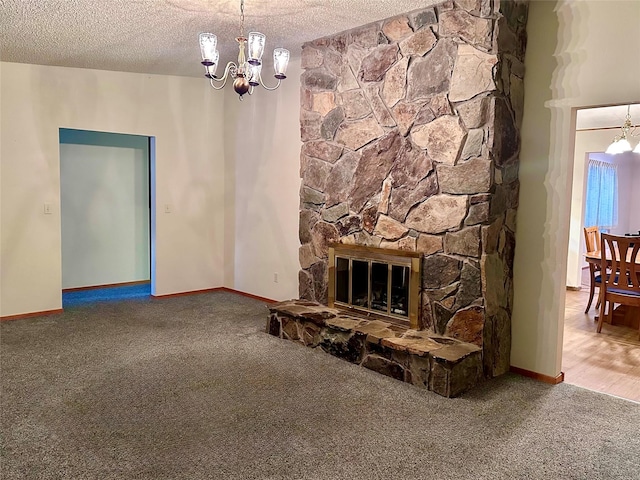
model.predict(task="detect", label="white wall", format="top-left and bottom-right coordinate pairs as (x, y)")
top-left (0, 62), bottom-right (226, 316)
top-left (512, 0), bottom-right (640, 377)
top-left (224, 59), bottom-right (302, 300)
top-left (60, 138), bottom-right (150, 289)
top-left (627, 158), bottom-right (640, 234)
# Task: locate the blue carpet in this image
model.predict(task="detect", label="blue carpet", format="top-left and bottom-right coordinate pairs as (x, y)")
top-left (63, 283), bottom-right (151, 308)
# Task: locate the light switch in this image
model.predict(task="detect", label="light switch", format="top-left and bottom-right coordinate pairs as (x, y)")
top-left (164, 204), bottom-right (172, 213)
top-left (43, 203), bottom-right (52, 215)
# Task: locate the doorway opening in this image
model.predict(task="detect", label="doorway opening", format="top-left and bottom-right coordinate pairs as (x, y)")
top-left (562, 103), bottom-right (640, 402)
top-left (59, 129), bottom-right (156, 307)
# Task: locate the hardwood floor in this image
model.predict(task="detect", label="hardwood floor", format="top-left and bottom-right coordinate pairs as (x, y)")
top-left (563, 284), bottom-right (640, 403)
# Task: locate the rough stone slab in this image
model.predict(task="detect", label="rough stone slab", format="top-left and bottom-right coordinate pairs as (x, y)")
top-left (301, 186), bottom-right (325, 206)
top-left (301, 46), bottom-right (323, 69)
top-left (381, 336), bottom-right (443, 356)
top-left (440, 9), bottom-right (492, 49)
top-left (269, 302), bottom-right (340, 324)
top-left (411, 115), bottom-right (466, 166)
top-left (335, 116), bottom-right (385, 151)
top-left (321, 203), bottom-right (349, 223)
top-left (430, 341), bottom-right (481, 363)
top-left (382, 17), bottom-right (413, 42)
top-left (326, 316), bottom-right (365, 332)
top-left (320, 331), bottom-right (364, 364)
top-left (282, 317), bottom-right (300, 341)
top-left (301, 321), bottom-right (322, 347)
top-left (374, 214), bottom-right (409, 241)
top-left (354, 321), bottom-right (399, 345)
top-left (449, 45), bottom-right (497, 102)
top-left (430, 348), bottom-right (482, 397)
top-left (363, 83), bottom-right (396, 128)
top-left (405, 194), bottom-right (468, 234)
top-left (410, 8), bottom-right (437, 30)
top-left (445, 305), bottom-right (484, 346)
top-left (399, 28), bottom-right (437, 57)
top-left (456, 96), bottom-right (490, 129)
top-left (361, 354), bottom-right (405, 381)
top-left (417, 234), bottom-right (443, 255)
top-left (299, 244), bottom-right (320, 270)
top-left (312, 92), bottom-right (337, 116)
top-left (349, 132), bottom-right (402, 212)
top-left (302, 68), bottom-right (338, 91)
top-left (464, 202), bottom-right (489, 226)
top-left (351, 24), bottom-right (380, 48)
top-left (445, 225), bottom-right (481, 257)
top-left (324, 151), bottom-right (360, 207)
top-left (407, 39), bottom-right (456, 102)
top-left (340, 90), bottom-right (372, 120)
top-left (321, 107), bottom-right (345, 141)
top-left (337, 64), bottom-right (360, 93)
top-left (311, 221), bottom-right (340, 258)
top-left (391, 101), bottom-right (421, 136)
top-left (302, 141), bottom-right (343, 164)
top-left (359, 44), bottom-right (399, 82)
top-left (379, 237), bottom-right (416, 251)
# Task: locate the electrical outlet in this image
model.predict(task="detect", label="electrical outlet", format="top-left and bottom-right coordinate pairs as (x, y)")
top-left (274, 272), bottom-right (279, 283)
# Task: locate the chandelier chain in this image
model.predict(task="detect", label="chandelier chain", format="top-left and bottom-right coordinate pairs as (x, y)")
top-left (240, 0), bottom-right (245, 37)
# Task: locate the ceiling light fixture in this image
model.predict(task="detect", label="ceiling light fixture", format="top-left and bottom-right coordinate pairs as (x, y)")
top-left (605, 105), bottom-right (640, 154)
top-left (198, 0), bottom-right (289, 99)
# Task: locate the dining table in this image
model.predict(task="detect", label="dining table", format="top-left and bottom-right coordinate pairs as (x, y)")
top-left (585, 246), bottom-right (640, 329)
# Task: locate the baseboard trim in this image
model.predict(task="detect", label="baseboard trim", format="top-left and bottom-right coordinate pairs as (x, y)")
top-left (510, 366), bottom-right (565, 385)
top-left (151, 286), bottom-right (277, 304)
top-left (218, 287), bottom-right (278, 304)
top-left (62, 280), bottom-right (150, 293)
top-left (1, 309), bottom-right (64, 322)
top-left (566, 286), bottom-right (582, 291)
top-left (151, 287), bottom-right (223, 299)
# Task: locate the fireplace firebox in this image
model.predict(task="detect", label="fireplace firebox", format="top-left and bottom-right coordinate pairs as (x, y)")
top-left (328, 244), bottom-right (421, 329)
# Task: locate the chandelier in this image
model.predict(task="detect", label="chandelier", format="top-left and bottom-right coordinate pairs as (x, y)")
top-left (198, 0), bottom-right (290, 98)
top-left (605, 105), bottom-right (640, 154)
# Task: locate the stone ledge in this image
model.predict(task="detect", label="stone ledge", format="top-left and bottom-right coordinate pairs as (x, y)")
top-left (267, 300), bottom-right (482, 397)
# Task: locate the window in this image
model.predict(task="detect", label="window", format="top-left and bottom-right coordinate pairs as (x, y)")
top-left (584, 159), bottom-right (618, 231)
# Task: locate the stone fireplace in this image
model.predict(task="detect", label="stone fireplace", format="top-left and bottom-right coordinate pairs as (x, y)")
top-left (270, 0), bottom-right (528, 396)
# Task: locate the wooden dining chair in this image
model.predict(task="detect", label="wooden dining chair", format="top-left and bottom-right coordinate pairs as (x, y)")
top-left (583, 226), bottom-right (602, 313)
top-left (597, 233), bottom-right (640, 339)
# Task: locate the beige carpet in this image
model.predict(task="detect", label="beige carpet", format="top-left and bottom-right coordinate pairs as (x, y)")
top-left (1, 291), bottom-right (638, 479)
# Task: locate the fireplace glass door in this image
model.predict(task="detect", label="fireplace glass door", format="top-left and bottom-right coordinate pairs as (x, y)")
top-left (332, 256), bottom-right (412, 320)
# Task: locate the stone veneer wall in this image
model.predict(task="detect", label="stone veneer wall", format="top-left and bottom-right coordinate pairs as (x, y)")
top-left (298, 0), bottom-right (528, 378)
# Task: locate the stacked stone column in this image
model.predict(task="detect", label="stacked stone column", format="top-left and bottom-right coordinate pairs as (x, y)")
top-left (299, 0), bottom-right (528, 378)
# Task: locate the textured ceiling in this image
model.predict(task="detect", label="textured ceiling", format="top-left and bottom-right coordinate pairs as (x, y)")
top-left (576, 104), bottom-right (640, 131)
top-left (1, 0), bottom-right (439, 78)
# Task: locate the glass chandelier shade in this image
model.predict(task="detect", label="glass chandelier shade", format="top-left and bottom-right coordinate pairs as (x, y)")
top-left (248, 64), bottom-right (261, 86)
top-left (605, 138), bottom-right (631, 155)
top-left (247, 32), bottom-right (266, 65)
top-left (273, 48), bottom-right (290, 79)
top-left (197, 0), bottom-right (289, 98)
top-left (605, 105), bottom-right (639, 155)
top-left (199, 33), bottom-right (218, 66)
